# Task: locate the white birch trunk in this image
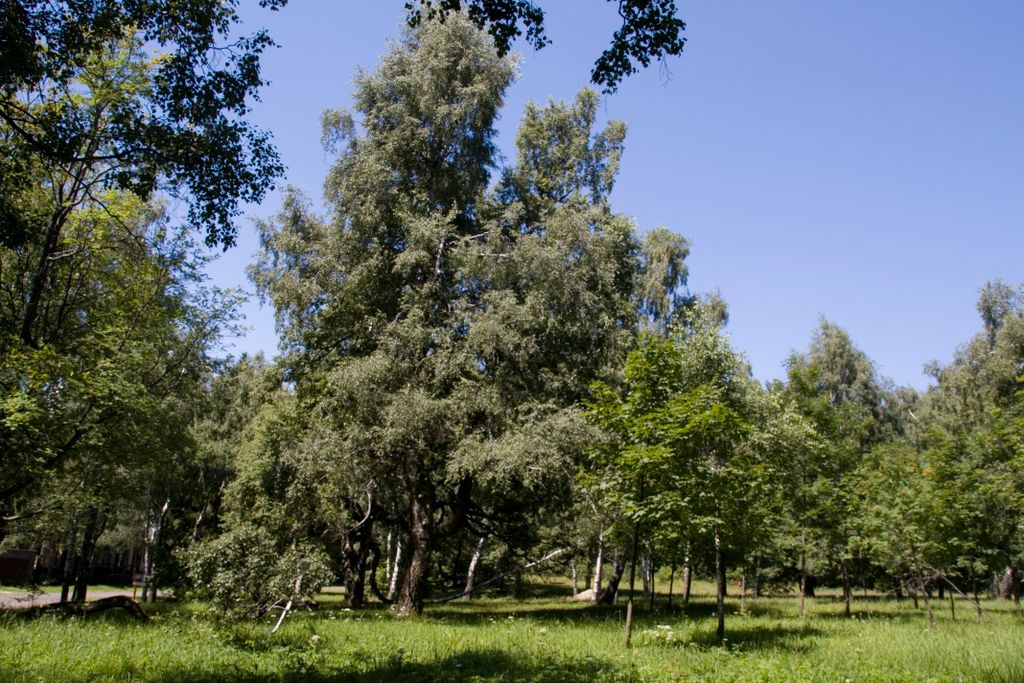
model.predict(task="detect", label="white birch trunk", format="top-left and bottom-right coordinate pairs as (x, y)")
top-left (462, 536), bottom-right (486, 600)
top-left (387, 536), bottom-right (403, 601)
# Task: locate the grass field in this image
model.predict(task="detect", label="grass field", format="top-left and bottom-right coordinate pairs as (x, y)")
top-left (1, 580), bottom-right (1022, 682)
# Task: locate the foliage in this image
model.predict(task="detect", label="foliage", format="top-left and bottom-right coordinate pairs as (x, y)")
top-left (186, 524), bottom-right (333, 617)
top-left (0, 0), bottom-right (285, 248)
top-left (778, 319), bottom-right (906, 595)
top-left (0, 191), bottom-right (237, 518)
top-left (916, 280), bottom-right (1024, 588)
top-left (405, 0), bottom-right (686, 93)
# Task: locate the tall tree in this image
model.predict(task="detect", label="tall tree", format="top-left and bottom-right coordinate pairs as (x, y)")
top-left (255, 15), bottom-right (678, 615)
top-left (782, 319), bottom-right (903, 613)
top-left (586, 306), bottom-right (778, 641)
top-left (920, 280), bottom-right (1024, 603)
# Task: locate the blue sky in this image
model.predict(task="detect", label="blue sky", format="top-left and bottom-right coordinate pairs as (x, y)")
top-left (214, 1), bottom-right (1024, 390)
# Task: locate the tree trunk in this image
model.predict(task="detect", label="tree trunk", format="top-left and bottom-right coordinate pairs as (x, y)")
top-left (715, 528), bottom-right (726, 641)
top-left (344, 547), bottom-right (368, 608)
top-left (60, 522), bottom-right (79, 604)
top-left (649, 567), bottom-right (656, 612)
top-left (740, 568), bottom-right (747, 614)
top-left (667, 556), bottom-right (676, 608)
top-left (624, 522), bottom-right (640, 648)
top-left (682, 542), bottom-right (693, 605)
top-left (462, 536), bottom-right (486, 600)
top-left (798, 552), bottom-right (807, 618)
top-left (450, 537), bottom-right (465, 590)
top-left (598, 552), bottom-right (626, 605)
top-left (1008, 566), bottom-right (1022, 612)
top-left (841, 557), bottom-right (851, 618)
top-left (512, 568), bottom-right (525, 598)
top-left (998, 567), bottom-right (1013, 599)
top-left (571, 558), bottom-right (579, 596)
top-left (396, 538), bottom-right (430, 616)
top-left (592, 532), bottom-right (604, 600)
top-left (141, 499), bottom-right (169, 604)
top-left (31, 596), bottom-right (148, 621)
top-left (366, 537), bottom-right (391, 604)
top-left (385, 529), bottom-right (394, 586)
top-left (395, 479), bottom-right (434, 616)
top-left (20, 205), bottom-right (72, 347)
top-left (72, 507), bottom-right (101, 603)
top-left (387, 536), bottom-right (403, 601)
top-left (918, 573), bottom-right (935, 627)
top-left (342, 494), bottom-right (376, 608)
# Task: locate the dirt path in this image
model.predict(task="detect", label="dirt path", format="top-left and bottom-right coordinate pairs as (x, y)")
top-left (0, 589), bottom-right (144, 609)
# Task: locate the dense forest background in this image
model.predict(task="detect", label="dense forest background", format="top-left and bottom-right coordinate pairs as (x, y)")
top-left (1, 2), bottom-right (1021, 643)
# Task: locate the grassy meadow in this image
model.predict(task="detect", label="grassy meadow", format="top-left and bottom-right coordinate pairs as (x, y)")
top-left (1, 579), bottom-right (1022, 682)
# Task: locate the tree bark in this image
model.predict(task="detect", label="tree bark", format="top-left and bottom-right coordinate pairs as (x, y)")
top-left (667, 556), bottom-right (676, 608)
top-left (624, 521), bottom-right (640, 648)
top-left (72, 507), bottom-right (101, 603)
top-left (343, 537), bottom-right (368, 608)
top-left (385, 529), bottom-right (394, 587)
top-left (387, 536), bottom-right (403, 601)
top-left (715, 528), bottom-right (726, 641)
top-left (682, 542), bottom-right (693, 605)
top-left (740, 567), bottom-right (747, 614)
top-left (60, 522), bottom-right (79, 603)
top-left (598, 552), bottom-right (626, 605)
top-left (841, 557), bottom-right (851, 618)
top-left (366, 537), bottom-right (391, 604)
top-left (31, 596), bottom-right (148, 621)
top-left (142, 499), bottom-right (169, 604)
top-left (395, 476), bottom-right (434, 616)
top-left (341, 488), bottom-right (377, 608)
top-left (462, 535), bottom-right (486, 600)
top-left (20, 205), bottom-right (72, 347)
top-left (917, 571), bottom-right (935, 627)
top-left (592, 532), bottom-right (604, 600)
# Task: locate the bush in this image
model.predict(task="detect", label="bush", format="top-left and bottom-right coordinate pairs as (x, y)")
top-left (185, 524), bottom-right (333, 617)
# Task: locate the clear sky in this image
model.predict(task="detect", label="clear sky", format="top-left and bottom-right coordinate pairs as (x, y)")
top-left (213, 0), bottom-right (1024, 391)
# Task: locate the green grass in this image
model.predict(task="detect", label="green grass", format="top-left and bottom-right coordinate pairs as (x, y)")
top-left (1, 585), bottom-right (1022, 682)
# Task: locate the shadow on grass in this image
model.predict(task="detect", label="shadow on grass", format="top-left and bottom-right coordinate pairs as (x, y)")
top-left (145, 649), bottom-right (620, 683)
top-left (416, 596), bottom-right (791, 626)
top-left (683, 622), bottom-right (823, 653)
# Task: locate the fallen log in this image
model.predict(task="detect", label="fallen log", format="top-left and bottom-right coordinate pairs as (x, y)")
top-left (29, 596), bottom-right (148, 621)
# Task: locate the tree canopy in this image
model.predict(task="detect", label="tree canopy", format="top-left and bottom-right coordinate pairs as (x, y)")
top-left (0, 0), bottom-right (286, 249)
top-left (404, 0), bottom-right (686, 92)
